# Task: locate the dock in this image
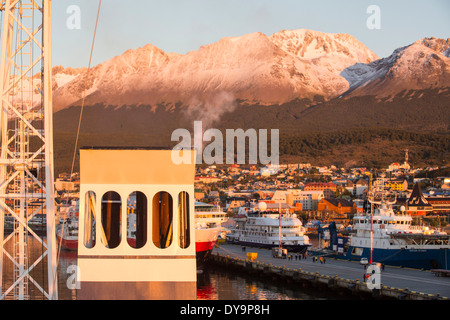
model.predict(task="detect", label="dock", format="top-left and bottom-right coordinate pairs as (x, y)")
top-left (209, 243), bottom-right (450, 300)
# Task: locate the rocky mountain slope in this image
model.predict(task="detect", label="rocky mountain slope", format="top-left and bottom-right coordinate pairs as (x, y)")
top-left (341, 37), bottom-right (450, 98)
top-left (9, 30), bottom-right (450, 116)
top-left (51, 30), bottom-right (450, 114)
top-left (52, 29), bottom-right (383, 111)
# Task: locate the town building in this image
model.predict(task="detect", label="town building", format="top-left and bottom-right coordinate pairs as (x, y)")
top-left (195, 176), bottom-right (220, 184)
top-left (317, 198), bottom-right (357, 215)
top-left (304, 182), bottom-right (337, 198)
top-left (385, 179), bottom-right (408, 192)
top-left (426, 196), bottom-right (450, 215)
top-left (345, 179), bottom-right (368, 197)
top-left (272, 189), bottom-right (324, 211)
top-left (55, 178), bottom-right (78, 192)
top-left (225, 197), bottom-right (247, 214)
top-left (194, 189), bottom-right (205, 200)
top-left (406, 183), bottom-right (433, 216)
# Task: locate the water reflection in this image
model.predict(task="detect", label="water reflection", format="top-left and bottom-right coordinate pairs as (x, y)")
top-left (3, 236), bottom-right (343, 300)
top-left (196, 268), bottom-right (335, 300)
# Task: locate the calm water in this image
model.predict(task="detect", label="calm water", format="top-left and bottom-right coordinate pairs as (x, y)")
top-left (2, 235), bottom-right (343, 300)
top-left (197, 266), bottom-right (348, 300)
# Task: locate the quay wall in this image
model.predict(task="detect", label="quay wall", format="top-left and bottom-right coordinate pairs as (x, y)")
top-left (208, 253), bottom-right (448, 301)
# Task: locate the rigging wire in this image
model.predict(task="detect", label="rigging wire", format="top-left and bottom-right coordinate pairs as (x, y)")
top-left (54, 0), bottom-right (102, 290)
top-left (0, 3), bottom-right (3, 297)
top-left (69, 0), bottom-right (102, 179)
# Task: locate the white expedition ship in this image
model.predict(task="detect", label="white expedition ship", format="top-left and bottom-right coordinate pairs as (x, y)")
top-left (227, 202), bottom-right (311, 253)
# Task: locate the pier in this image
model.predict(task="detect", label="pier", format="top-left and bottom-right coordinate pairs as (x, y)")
top-left (209, 244), bottom-right (450, 300)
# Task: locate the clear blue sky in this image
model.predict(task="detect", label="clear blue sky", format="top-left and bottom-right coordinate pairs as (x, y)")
top-left (52, 0), bottom-right (450, 68)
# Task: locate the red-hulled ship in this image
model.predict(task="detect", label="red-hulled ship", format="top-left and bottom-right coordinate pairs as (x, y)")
top-left (56, 202), bottom-right (227, 270)
top-left (194, 202), bottom-right (228, 269)
top-left (56, 214), bottom-right (79, 251)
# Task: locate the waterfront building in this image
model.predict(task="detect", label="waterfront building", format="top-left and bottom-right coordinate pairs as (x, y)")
top-left (406, 183), bottom-right (433, 216)
top-left (317, 198), bottom-right (357, 215)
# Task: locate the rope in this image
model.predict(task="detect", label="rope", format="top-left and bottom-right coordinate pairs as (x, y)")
top-left (69, 0), bottom-right (102, 178)
top-left (54, 0), bottom-right (102, 291)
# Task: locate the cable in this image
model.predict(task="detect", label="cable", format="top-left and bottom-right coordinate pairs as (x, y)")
top-left (69, 0), bottom-right (102, 179)
top-left (54, 0), bottom-right (102, 293)
top-left (57, 0), bottom-right (102, 262)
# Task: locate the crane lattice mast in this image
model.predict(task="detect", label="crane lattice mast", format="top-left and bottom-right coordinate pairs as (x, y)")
top-left (0, 0), bottom-right (57, 300)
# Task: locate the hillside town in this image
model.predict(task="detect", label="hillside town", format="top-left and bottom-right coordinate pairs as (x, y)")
top-left (55, 155), bottom-right (450, 232)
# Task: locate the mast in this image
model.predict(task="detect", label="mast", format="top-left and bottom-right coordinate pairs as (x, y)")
top-left (368, 172), bottom-right (374, 264)
top-left (278, 203), bottom-right (281, 249)
top-left (0, 0), bottom-right (57, 300)
top-left (367, 177), bottom-right (397, 265)
top-left (370, 208), bottom-right (374, 264)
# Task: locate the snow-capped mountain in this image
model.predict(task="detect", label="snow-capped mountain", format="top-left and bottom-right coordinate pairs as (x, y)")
top-left (268, 29), bottom-right (379, 97)
top-left (341, 37), bottom-right (450, 97)
top-left (51, 30), bottom-right (450, 112)
top-left (52, 43), bottom-right (171, 111)
top-left (52, 65), bottom-right (86, 88)
top-left (52, 29), bottom-right (380, 111)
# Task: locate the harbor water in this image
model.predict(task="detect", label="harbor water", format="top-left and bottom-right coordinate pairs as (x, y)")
top-left (1, 235), bottom-right (347, 300)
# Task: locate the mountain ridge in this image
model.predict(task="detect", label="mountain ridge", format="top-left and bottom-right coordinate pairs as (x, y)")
top-left (341, 37), bottom-right (450, 98)
top-left (50, 30), bottom-right (450, 119)
top-left (48, 30), bottom-right (450, 172)
top-left (52, 29), bottom-right (386, 111)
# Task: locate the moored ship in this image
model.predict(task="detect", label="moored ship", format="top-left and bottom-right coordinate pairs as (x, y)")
top-left (56, 214), bottom-right (79, 251)
top-left (56, 200), bottom-right (225, 269)
top-left (194, 202), bottom-right (228, 269)
top-left (227, 202), bottom-right (311, 254)
top-left (345, 178), bottom-right (450, 270)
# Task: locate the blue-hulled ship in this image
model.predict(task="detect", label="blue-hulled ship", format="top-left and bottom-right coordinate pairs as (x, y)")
top-left (345, 179), bottom-right (450, 270)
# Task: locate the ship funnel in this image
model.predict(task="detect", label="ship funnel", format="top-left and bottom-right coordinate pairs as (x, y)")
top-left (77, 147), bottom-right (197, 300)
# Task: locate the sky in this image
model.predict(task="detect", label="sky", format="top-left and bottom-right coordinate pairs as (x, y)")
top-left (52, 0), bottom-right (450, 68)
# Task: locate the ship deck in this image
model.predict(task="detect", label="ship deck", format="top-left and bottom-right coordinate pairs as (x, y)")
top-left (391, 233), bottom-right (450, 240)
top-left (390, 233), bottom-right (450, 245)
top-left (212, 243), bottom-right (450, 298)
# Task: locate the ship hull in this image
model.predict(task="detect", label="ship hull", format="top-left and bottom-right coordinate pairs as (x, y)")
top-left (195, 227), bottom-right (220, 270)
top-left (234, 240), bottom-right (310, 254)
top-left (195, 243), bottom-right (215, 270)
top-left (346, 246), bottom-right (450, 270)
top-left (57, 224), bottom-right (219, 270)
top-left (57, 234), bottom-right (78, 251)
top-left (59, 238), bottom-right (218, 270)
